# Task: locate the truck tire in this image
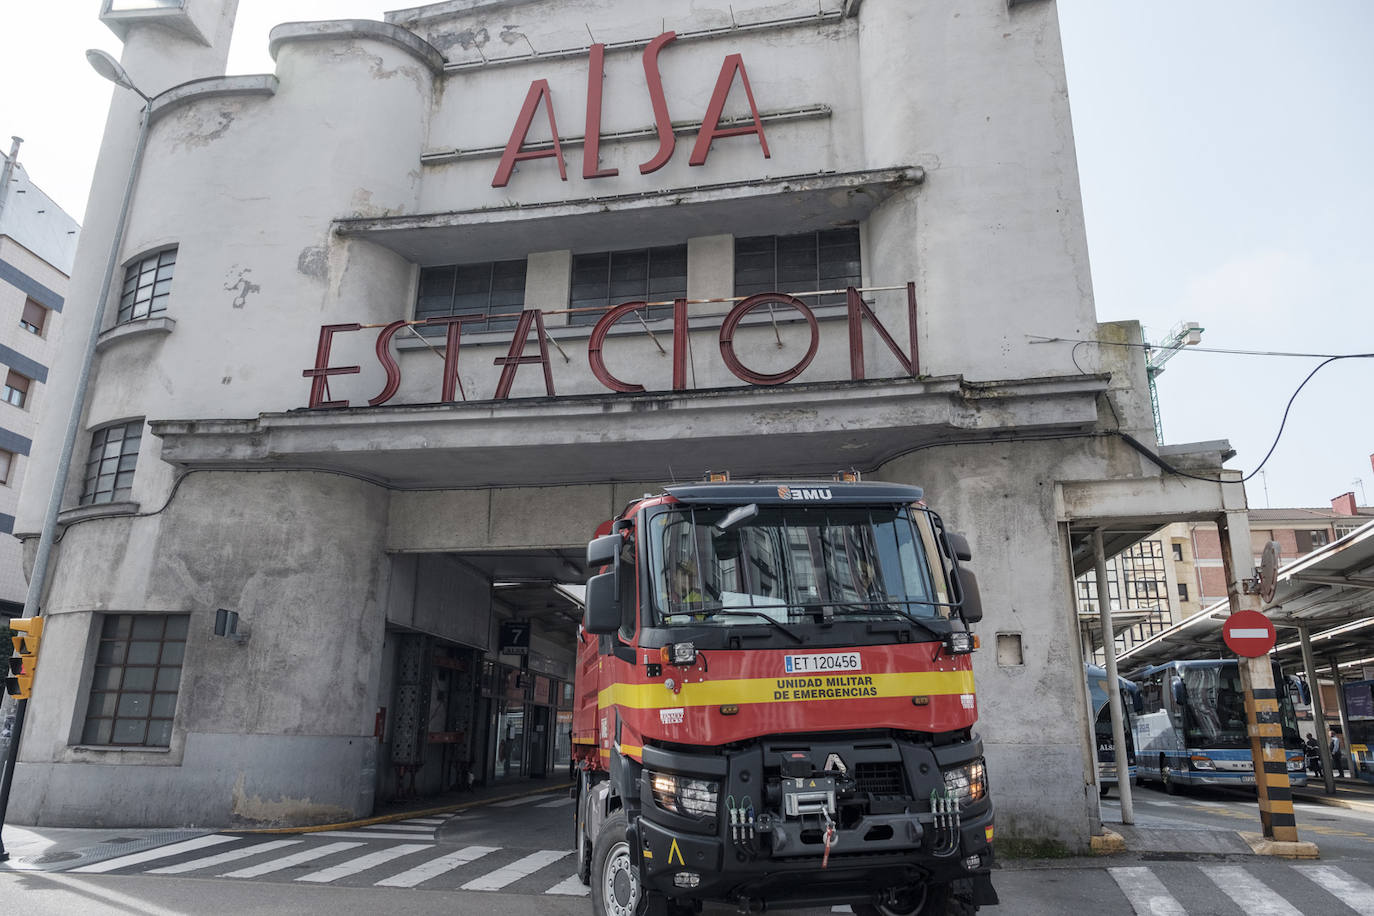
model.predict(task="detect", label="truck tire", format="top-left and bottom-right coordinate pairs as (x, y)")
top-left (591, 810), bottom-right (645, 916)
top-left (856, 880), bottom-right (975, 916)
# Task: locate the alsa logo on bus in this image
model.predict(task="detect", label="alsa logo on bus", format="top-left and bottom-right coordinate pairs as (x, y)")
top-left (778, 486), bottom-right (832, 500)
top-left (492, 31), bottom-right (770, 188)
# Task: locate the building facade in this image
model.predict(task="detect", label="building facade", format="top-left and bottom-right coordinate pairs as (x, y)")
top-left (10, 0), bottom-right (1246, 849)
top-left (0, 141), bottom-right (77, 616)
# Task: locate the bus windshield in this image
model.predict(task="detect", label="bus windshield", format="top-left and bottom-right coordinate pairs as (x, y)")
top-left (646, 504), bottom-right (951, 626)
top-left (1179, 663), bottom-right (1302, 749)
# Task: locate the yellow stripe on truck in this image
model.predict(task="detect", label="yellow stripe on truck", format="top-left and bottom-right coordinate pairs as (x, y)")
top-left (599, 670), bottom-right (974, 710)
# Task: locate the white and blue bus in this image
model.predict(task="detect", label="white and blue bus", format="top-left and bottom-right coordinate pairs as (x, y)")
top-left (1128, 659), bottom-right (1307, 793)
top-left (1087, 664), bottom-right (1139, 797)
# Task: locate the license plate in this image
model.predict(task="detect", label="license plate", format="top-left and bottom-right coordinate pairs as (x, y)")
top-left (784, 652), bottom-right (861, 673)
top-left (1240, 774), bottom-right (1255, 784)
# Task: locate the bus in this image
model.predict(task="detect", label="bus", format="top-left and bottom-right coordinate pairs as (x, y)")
top-left (1087, 664), bottom-right (1139, 797)
top-left (1342, 678), bottom-right (1374, 784)
top-left (1128, 659), bottom-right (1307, 792)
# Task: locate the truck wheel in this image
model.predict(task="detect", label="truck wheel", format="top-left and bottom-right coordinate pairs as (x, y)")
top-left (856, 880), bottom-right (971, 915)
top-left (592, 811), bottom-right (645, 916)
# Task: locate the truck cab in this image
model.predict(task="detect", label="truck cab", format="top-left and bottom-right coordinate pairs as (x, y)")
top-left (571, 479), bottom-right (996, 915)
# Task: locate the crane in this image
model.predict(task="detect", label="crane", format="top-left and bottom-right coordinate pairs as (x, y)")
top-left (1145, 321), bottom-right (1203, 441)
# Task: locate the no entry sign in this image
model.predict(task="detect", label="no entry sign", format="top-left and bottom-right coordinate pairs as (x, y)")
top-left (1223, 610), bottom-right (1276, 657)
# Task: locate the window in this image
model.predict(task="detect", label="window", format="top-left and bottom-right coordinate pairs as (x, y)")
top-left (3, 370), bottom-right (31, 408)
top-left (0, 449), bottom-right (12, 485)
top-left (1334, 524), bottom-right (1358, 540)
top-left (416, 259), bottom-right (527, 334)
top-left (118, 248), bottom-right (176, 324)
top-left (81, 614), bottom-right (187, 747)
top-left (1177, 583), bottom-right (1189, 602)
top-left (1171, 542), bottom-right (1183, 562)
top-left (734, 228), bottom-right (861, 306)
top-left (21, 298), bottom-right (48, 336)
top-left (81, 420), bottom-right (142, 505)
top-left (570, 245), bottom-right (687, 326)
top-left (1310, 529), bottom-right (1330, 549)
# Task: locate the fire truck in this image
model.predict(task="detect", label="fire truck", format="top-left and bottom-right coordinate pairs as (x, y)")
top-left (571, 477), bottom-right (996, 915)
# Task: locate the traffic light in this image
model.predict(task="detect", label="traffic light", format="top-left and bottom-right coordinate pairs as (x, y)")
top-left (6, 616), bottom-right (43, 699)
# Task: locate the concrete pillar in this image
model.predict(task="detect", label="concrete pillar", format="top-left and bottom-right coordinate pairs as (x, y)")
top-left (1217, 510), bottom-right (1298, 843)
top-left (1297, 625), bottom-right (1335, 791)
top-left (1092, 529), bottom-right (1133, 825)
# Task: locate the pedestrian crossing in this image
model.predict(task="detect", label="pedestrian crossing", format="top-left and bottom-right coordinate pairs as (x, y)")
top-left (64, 816), bottom-right (590, 896)
top-left (1106, 863), bottom-right (1374, 916)
top-left (56, 813), bottom-right (1374, 913)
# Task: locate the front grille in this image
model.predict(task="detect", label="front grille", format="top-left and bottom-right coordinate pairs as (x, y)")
top-left (855, 761), bottom-right (906, 796)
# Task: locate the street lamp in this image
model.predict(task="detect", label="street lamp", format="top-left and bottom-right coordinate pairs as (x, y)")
top-left (0, 49), bottom-right (156, 861)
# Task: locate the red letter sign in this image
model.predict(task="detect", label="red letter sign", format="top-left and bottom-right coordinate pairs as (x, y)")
top-left (588, 301), bottom-right (650, 393)
top-left (424, 315), bottom-right (487, 401)
top-left (689, 53), bottom-right (770, 167)
top-left (583, 43), bottom-right (619, 180)
top-left (368, 320), bottom-right (408, 406)
top-left (302, 323), bottom-right (363, 408)
top-left (848, 283), bottom-right (920, 380)
top-left (493, 79), bottom-right (568, 188)
top-left (639, 32), bottom-right (678, 175)
top-left (493, 309), bottom-right (556, 399)
top-left (719, 294), bottom-right (818, 385)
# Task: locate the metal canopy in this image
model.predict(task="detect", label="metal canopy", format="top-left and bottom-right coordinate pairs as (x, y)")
top-left (1118, 519), bottom-right (1374, 676)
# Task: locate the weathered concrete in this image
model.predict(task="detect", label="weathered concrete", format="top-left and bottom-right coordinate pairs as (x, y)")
top-left (10, 0), bottom-right (1241, 844)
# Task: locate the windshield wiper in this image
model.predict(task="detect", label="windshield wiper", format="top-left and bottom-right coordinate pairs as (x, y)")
top-left (706, 609), bottom-right (804, 643)
top-left (797, 600), bottom-right (948, 640)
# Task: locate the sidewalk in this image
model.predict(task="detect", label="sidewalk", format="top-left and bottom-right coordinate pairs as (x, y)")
top-left (1093, 775), bottom-right (1374, 859)
top-left (1, 772), bottom-right (575, 871)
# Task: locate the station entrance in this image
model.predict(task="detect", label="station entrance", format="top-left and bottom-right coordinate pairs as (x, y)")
top-left (376, 547), bottom-right (586, 804)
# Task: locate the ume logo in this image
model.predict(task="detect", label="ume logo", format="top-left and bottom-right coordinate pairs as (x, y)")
top-left (778, 486), bottom-right (832, 500)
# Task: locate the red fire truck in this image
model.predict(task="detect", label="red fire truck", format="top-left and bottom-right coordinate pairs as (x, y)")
top-left (571, 478), bottom-right (996, 915)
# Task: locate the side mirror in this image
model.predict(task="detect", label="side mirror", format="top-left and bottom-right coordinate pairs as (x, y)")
top-left (1171, 677), bottom-right (1188, 707)
top-left (584, 570), bottom-right (620, 634)
top-left (957, 568), bottom-right (983, 623)
top-left (1132, 691), bottom-right (1144, 715)
top-left (587, 533), bottom-right (620, 568)
top-left (945, 532), bottom-right (972, 562)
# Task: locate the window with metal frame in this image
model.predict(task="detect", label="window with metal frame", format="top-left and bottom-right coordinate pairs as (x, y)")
top-left (416, 259), bottom-right (527, 334)
top-left (81, 419), bottom-right (142, 505)
top-left (0, 448), bottom-right (13, 485)
top-left (118, 248), bottom-right (176, 324)
top-left (734, 228), bottom-right (861, 306)
top-left (569, 245), bottom-right (687, 326)
top-left (21, 298), bottom-right (48, 336)
top-left (81, 613), bottom-right (188, 748)
top-left (2, 370), bottom-right (30, 408)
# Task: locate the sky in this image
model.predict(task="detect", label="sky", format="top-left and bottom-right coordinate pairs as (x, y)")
top-left (1, 1), bottom-right (1371, 510)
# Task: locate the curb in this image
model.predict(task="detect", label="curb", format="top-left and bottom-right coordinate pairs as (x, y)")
top-left (1238, 831), bottom-right (1320, 859)
top-left (1089, 831), bottom-right (1125, 855)
top-left (234, 783), bottom-right (570, 835)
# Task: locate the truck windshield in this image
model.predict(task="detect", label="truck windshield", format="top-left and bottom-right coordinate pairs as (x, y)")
top-left (646, 504), bottom-right (950, 626)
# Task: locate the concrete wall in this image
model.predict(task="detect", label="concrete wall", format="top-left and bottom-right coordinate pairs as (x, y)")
top-left (7, 0), bottom-right (1187, 846)
top-left (11, 471), bottom-right (390, 826)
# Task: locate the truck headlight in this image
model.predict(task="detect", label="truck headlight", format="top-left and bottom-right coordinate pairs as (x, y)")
top-left (1189, 755), bottom-right (1215, 771)
top-left (942, 759), bottom-right (987, 805)
top-left (649, 770), bottom-right (719, 818)
top-left (1287, 756), bottom-right (1304, 772)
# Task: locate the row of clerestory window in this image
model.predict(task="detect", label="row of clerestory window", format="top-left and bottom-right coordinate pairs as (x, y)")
top-left (90, 229), bottom-right (861, 508)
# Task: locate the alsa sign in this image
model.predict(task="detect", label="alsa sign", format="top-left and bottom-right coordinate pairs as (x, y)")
top-left (492, 31), bottom-right (769, 187)
top-left (301, 286), bottom-right (919, 408)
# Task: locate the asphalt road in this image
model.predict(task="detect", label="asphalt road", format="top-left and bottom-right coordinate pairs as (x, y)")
top-left (4, 782), bottom-right (1373, 914)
